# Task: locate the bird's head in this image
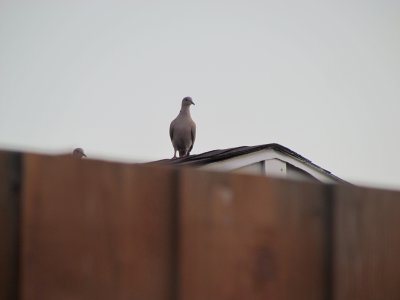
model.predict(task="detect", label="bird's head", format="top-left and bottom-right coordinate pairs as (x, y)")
top-left (72, 148), bottom-right (87, 158)
top-left (182, 96), bottom-right (195, 107)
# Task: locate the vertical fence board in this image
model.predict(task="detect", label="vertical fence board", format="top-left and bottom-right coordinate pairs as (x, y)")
top-left (0, 152), bottom-right (21, 300)
top-left (21, 154), bottom-right (177, 300)
top-left (179, 170), bottom-right (330, 300)
top-left (334, 186), bottom-right (400, 300)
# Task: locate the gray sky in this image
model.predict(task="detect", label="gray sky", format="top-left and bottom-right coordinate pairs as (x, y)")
top-left (0, 0), bottom-right (399, 189)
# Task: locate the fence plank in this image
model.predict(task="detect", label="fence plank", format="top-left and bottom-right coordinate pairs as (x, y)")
top-left (20, 154), bottom-right (178, 300)
top-left (0, 152), bottom-right (21, 300)
top-left (178, 170), bottom-right (330, 300)
top-left (334, 186), bottom-right (400, 300)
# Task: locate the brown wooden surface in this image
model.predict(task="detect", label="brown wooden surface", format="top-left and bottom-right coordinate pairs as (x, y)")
top-left (0, 152), bottom-right (21, 300)
top-left (20, 154), bottom-right (178, 300)
top-left (333, 185), bottom-right (400, 300)
top-left (178, 169), bottom-right (330, 300)
top-left (7, 152), bottom-right (400, 299)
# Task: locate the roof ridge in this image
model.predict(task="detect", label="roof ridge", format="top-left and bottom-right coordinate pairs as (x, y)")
top-left (147, 143), bottom-right (347, 184)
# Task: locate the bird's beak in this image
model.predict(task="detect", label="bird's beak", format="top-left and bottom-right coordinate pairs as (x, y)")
top-left (190, 99), bottom-right (195, 105)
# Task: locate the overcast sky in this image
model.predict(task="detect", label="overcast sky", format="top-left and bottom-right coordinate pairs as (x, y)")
top-left (0, 0), bottom-right (399, 189)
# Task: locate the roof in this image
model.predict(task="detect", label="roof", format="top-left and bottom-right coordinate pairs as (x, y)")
top-left (152, 143), bottom-right (347, 184)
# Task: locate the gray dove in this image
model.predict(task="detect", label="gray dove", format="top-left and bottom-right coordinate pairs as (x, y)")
top-left (169, 97), bottom-right (196, 158)
top-left (72, 147), bottom-right (87, 159)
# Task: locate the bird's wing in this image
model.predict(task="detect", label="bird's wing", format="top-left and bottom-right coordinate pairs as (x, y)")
top-left (188, 122), bottom-right (196, 153)
top-left (169, 120), bottom-right (175, 141)
top-left (191, 122), bottom-right (196, 145)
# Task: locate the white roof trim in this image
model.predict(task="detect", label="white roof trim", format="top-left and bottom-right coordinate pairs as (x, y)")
top-left (199, 149), bottom-right (336, 184)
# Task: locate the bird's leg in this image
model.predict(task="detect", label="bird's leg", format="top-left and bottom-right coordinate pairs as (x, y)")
top-left (172, 149), bottom-right (177, 159)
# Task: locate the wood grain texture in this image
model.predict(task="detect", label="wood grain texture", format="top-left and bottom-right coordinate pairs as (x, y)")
top-left (20, 154), bottom-right (177, 300)
top-left (178, 169), bottom-right (330, 300)
top-left (0, 152), bottom-right (21, 300)
top-left (334, 185), bottom-right (400, 300)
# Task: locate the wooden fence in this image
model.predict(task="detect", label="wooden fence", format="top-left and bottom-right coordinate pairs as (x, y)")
top-left (1, 151), bottom-right (400, 300)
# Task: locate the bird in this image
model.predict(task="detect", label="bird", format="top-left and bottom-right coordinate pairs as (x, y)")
top-left (169, 96), bottom-right (196, 158)
top-left (72, 147), bottom-right (87, 159)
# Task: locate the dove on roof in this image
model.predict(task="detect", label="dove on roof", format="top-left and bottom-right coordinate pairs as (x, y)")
top-left (169, 97), bottom-right (196, 159)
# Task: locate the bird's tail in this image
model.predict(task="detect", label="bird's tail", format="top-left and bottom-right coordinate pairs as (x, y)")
top-left (178, 149), bottom-right (187, 157)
